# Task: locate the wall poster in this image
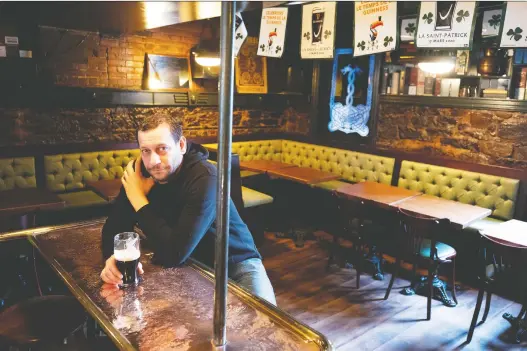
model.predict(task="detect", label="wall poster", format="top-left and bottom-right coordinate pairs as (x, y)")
top-left (416, 1), bottom-right (477, 49)
top-left (235, 37), bottom-right (268, 94)
top-left (300, 2), bottom-right (336, 59)
top-left (499, 2), bottom-right (527, 48)
top-left (353, 1), bottom-right (398, 57)
top-left (258, 7), bottom-right (288, 58)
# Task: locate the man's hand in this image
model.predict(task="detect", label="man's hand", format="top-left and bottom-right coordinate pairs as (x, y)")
top-left (100, 255), bottom-right (144, 285)
top-left (122, 157), bottom-right (155, 211)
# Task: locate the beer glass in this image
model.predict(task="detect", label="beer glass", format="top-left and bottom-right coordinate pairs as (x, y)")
top-left (311, 7), bottom-right (325, 44)
top-left (114, 232), bottom-right (140, 287)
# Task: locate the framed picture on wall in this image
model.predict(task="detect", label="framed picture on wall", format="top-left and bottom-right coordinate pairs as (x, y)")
top-left (235, 37), bottom-right (268, 94)
top-left (145, 54), bottom-right (191, 90)
top-left (481, 8), bottom-right (503, 38)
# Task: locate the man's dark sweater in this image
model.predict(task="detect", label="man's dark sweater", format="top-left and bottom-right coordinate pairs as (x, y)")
top-left (101, 143), bottom-right (261, 269)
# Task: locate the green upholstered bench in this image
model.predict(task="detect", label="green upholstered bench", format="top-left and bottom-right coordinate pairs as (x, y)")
top-left (204, 140), bottom-right (395, 187)
top-left (0, 157), bottom-right (37, 191)
top-left (280, 140), bottom-right (395, 189)
top-left (43, 149), bottom-right (140, 208)
top-left (397, 160), bottom-right (521, 233)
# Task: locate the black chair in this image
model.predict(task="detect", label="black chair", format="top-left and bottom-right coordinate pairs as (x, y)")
top-left (467, 233), bottom-right (527, 344)
top-left (329, 191), bottom-right (387, 288)
top-left (385, 209), bottom-right (457, 320)
top-left (0, 295), bottom-right (87, 349)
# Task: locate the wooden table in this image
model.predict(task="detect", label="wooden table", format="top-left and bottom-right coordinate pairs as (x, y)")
top-left (334, 181), bottom-right (422, 209)
top-left (267, 166), bottom-right (340, 185)
top-left (480, 219), bottom-right (527, 247)
top-left (239, 160), bottom-right (296, 174)
top-left (0, 188), bottom-right (65, 228)
top-left (396, 194), bottom-right (492, 230)
top-left (25, 221), bottom-right (331, 350)
top-left (86, 179), bottom-right (122, 202)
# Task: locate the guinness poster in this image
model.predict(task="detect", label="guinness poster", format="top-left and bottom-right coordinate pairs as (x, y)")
top-left (416, 1), bottom-right (476, 49)
top-left (300, 2), bottom-right (336, 59)
top-left (499, 2), bottom-right (527, 48)
top-left (235, 37), bottom-right (268, 94)
top-left (353, 2), bottom-right (398, 57)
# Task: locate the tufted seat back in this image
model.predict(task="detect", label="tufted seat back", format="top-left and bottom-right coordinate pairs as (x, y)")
top-left (398, 160), bottom-right (520, 220)
top-left (44, 149), bottom-right (140, 192)
top-left (0, 157), bottom-right (37, 191)
top-left (203, 140), bottom-right (283, 162)
top-left (281, 140), bottom-right (395, 184)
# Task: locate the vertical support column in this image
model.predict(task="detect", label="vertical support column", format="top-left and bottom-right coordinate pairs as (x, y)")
top-left (213, 0), bottom-right (235, 347)
top-left (309, 61), bottom-right (321, 139)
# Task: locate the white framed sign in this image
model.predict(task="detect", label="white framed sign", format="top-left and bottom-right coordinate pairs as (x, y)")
top-left (354, 2), bottom-right (398, 57)
top-left (300, 2), bottom-right (336, 59)
top-left (400, 17), bottom-right (417, 42)
top-left (234, 14), bottom-right (248, 57)
top-left (416, 1), bottom-right (477, 49)
top-left (258, 7), bottom-right (288, 58)
top-left (481, 9), bottom-right (503, 38)
top-left (499, 2), bottom-right (527, 48)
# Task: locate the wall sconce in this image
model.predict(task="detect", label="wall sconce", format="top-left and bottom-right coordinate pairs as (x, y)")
top-left (191, 39), bottom-right (220, 67)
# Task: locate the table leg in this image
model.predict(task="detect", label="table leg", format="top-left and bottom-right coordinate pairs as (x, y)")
top-left (364, 246), bottom-right (384, 280)
top-left (503, 310), bottom-right (527, 343)
top-left (402, 274), bottom-right (457, 307)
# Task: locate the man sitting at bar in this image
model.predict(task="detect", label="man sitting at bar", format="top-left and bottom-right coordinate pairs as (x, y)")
top-left (99, 114), bottom-right (276, 305)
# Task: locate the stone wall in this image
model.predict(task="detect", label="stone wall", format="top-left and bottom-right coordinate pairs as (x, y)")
top-left (376, 104), bottom-right (527, 169)
top-left (0, 105), bottom-right (309, 147)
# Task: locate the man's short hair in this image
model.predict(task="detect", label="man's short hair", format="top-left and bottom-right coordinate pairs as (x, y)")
top-left (137, 114), bottom-right (183, 142)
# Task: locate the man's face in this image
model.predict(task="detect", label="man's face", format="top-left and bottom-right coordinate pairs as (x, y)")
top-left (138, 123), bottom-right (186, 183)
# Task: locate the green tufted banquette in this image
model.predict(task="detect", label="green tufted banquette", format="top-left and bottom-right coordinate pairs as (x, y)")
top-left (398, 160), bottom-right (520, 223)
top-left (0, 157), bottom-right (37, 191)
top-left (43, 149), bottom-right (140, 208)
top-left (280, 140), bottom-right (395, 189)
top-left (205, 140), bottom-right (395, 188)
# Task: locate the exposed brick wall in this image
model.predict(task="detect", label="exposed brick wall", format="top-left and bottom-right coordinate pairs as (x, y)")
top-left (0, 105), bottom-right (309, 147)
top-left (376, 103), bottom-right (527, 169)
top-left (39, 23), bottom-right (202, 89)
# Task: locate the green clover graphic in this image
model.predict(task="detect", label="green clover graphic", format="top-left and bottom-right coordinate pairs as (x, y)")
top-left (456, 10), bottom-right (470, 23)
top-left (488, 14), bottom-right (501, 30)
top-left (422, 12), bottom-right (433, 24)
top-left (507, 27), bottom-right (523, 41)
top-left (383, 36), bottom-right (394, 47)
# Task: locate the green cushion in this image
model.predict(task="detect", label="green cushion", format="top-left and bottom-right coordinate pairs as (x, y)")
top-left (240, 170), bottom-right (261, 178)
top-left (398, 161), bottom-right (520, 220)
top-left (0, 157), bottom-right (37, 191)
top-left (58, 190), bottom-right (108, 208)
top-left (463, 217), bottom-right (504, 236)
top-left (312, 180), bottom-right (352, 191)
top-left (44, 149), bottom-right (140, 192)
top-left (281, 140), bottom-right (395, 185)
top-left (419, 240), bottom-right (456, 260)
top-left (242, 186), bottom-right (273, 208)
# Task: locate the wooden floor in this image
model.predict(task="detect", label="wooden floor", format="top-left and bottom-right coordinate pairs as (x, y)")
top-left (259, 231), bottom-right (526, 351)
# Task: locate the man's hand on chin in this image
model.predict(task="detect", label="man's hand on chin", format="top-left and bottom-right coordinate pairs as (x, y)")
top-left (122, 158), bottom-right (155, 212)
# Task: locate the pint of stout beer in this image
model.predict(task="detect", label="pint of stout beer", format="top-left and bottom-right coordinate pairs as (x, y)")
top-left (114, 232), bottom-right (140, 287)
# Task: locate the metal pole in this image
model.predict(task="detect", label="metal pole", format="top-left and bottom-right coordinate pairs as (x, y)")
top-left (213, 0), bottom-right (235, 347)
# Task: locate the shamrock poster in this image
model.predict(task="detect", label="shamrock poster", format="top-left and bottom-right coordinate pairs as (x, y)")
top-left (400, 17), bottom-right (417, 42)
top-left (416, 1), bottom-right (476, 49)
top-left (258, 7), bottom-right (288, 58)
top-left (300, 2), bottom-right (336, 59)
top-left (354, 2), bottom-right (398, 57)
top-left (499, 2), bottom-right (527, 47)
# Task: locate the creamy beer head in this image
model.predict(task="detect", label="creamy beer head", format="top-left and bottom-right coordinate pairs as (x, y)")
top-left (114, 247), bottom-right (140, 262)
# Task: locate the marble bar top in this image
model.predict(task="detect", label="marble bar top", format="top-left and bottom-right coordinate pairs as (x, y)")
top-left (27, 221), bottom-right (332, 351)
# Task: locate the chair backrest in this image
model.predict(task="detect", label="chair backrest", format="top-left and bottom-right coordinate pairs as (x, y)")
top-left (332, 191), bottom-right (381, 237)
top-left (476, 233), bottom-right (527, 285)
top-left (398, 160), bottom-right (520, 220)
top-left (397, 208), bottom-right (451, 261)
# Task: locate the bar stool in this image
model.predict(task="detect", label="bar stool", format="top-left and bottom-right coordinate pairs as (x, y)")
top-left (0, 295), bottom-right (87, 349)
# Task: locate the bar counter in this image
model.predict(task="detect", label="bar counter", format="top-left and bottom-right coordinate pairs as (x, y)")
top-left (1, 220), bottom-right (333, 350)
